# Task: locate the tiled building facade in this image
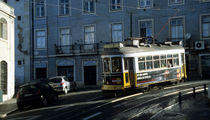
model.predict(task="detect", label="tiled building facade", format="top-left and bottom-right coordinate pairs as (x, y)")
top-left (8, 0), bottom-right (210, 87)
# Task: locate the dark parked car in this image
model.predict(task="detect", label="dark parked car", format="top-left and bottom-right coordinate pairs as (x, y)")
top-left (16, 81), bottom-right (58, 110)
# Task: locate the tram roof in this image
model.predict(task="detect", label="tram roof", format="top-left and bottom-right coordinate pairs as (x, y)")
top-left (102, 44), bottom-right (185, 55)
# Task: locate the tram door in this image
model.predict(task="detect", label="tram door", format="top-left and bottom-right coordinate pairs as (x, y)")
top-left (124, 58), bottom-right (135, 88)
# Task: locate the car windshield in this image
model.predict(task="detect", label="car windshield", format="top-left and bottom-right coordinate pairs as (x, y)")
top-left (19, 85), bottom-right (37, 94)
top-left (50, 78), bottom-right (62, 83)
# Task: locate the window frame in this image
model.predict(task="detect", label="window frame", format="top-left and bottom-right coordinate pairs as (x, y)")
top-left (138, 19), bottom-right (154, 39)
top-left (0, 18), bottom-right (7, 40)
top-left (111, 22), bottom-right (124, 42)
top-left (82, 0), bottom-right (96, 15)
top-left (109, 0), bottom-right (123, 12)
top-left (200, 0), bottom-right (210, 2)
top-left (138, 0), bottom-right (153, 9)
top-left (58, 0), bottom-right (71, 16)
top-left (84, 24), bottom-right (96, 44)
top-left (169, 16), bottom-right (185, 41)
top-left (0, 61), bottom-right (7, 94)
top-left (168, 0), bottom-right (184, 6)
top-left (35, 29), bottom-right (47, 50)
top-left (59, 27), bottom-right (72, 46)
top-left (200, 14), bottom-right (210, 39)
top-left (34, 0), bottom-right (46, 18)
top-left (138, 57), bottom-right (146, 71)
top-left (102, 58), bottom-right (111, 73)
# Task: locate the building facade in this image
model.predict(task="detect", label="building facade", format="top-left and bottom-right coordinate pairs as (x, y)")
top-left (6, 0), bottom-right (31, 87)
top-left (0, 1), bottom-right (15, 101)
top-left (23, 0), bottom-right (210, 87)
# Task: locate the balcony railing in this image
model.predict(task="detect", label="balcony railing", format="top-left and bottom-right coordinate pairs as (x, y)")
top-left (55, 43), bottom-right (100, 55)
top-left (55, 45), bottom-right (75, 54)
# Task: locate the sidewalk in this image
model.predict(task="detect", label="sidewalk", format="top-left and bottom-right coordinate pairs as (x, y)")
top-left (0, 98), bottom-right (17, 119)
top-left (151, 94), bottom-right (210, 120)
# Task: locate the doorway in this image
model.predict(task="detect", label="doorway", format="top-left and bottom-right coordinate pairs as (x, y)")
top-left (84, 66), bottom-right (96, 85)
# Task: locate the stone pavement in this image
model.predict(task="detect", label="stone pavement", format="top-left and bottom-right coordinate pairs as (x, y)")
top-left (0, 98), bottom-right (17, 119)
top-left (151, 93), bottom-right (210, 120)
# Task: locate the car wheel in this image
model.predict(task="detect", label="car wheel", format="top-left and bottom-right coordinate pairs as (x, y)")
top-left (64, 87), bottom-right (68, 94)
top-left (42, 97), bottom-right (48, 106)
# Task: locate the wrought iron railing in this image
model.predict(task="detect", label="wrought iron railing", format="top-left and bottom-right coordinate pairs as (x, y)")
top-left (55, 43), bottom-right (100, 54)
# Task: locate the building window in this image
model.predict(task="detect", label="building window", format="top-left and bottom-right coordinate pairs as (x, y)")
top-left (0, 18), bottom-right (7, 40)
top-left (111, 23), bottom-right (123, 42)
top-left (139, 20), bottom-right (153, 38)
top-left (170, 18), bottom-right (184, 41)
top-left (60, 28), bottom-right (72, 45)
top-left (59, 0), bottom-right (70, 15)
top-left (0, 61), bottom-right (7, 94)
top-left (35, 30), bottom-right (46, 49)
top-left (35, 0), bottom-right (45, 17)
top-left (138, 0), bottom-right (153, 8)
top-left (201, 0), bottom-right (210, 2)
top-left (168, 0), bottom-right (184, 5)
top-left (201, 15), bottom-right (210, 38)
top-left (84, 25), bottom-right (95, 44)
top-left (110, 0), bottom-right (122, 11)
top-left (83, 0), bottom-right (95, 14)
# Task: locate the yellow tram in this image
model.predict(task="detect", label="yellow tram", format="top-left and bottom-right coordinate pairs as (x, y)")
top-left (101, 38), bottom-right (187, 96)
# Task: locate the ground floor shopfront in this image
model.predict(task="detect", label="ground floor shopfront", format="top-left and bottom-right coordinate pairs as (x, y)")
top-left (33, 55), bottom-right (102, 87)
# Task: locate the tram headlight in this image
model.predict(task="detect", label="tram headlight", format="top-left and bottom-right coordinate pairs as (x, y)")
top-left (106, 81), bottom-right (110, 85)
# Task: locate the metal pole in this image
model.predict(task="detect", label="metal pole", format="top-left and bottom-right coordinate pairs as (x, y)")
top-left (193, 87), bottom-right (196, 98)
top-left (130, 12), bottom-right (133, 37)
top-left (204, 84), bottom-right (207, 94)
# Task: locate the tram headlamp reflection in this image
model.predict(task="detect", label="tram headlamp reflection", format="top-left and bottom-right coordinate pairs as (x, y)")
top-left (106, 81), bottom-right (110, 85)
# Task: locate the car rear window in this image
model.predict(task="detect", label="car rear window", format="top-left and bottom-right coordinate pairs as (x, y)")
top-left (19, 85), bottom-right (38, 94)
top-left (50, 78), bottom-right (62, 83)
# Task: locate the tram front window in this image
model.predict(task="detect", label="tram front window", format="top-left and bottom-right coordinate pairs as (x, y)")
top-left (112, 57), bottom-right (122, 72)
top-left (103, 58), bottom-right (110, 72)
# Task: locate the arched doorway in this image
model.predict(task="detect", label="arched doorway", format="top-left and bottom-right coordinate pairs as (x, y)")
top-left (0, 61), bottom-right (7, 94)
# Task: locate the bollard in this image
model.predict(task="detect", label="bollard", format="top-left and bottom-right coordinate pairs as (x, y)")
top-left (204, 84), bottom-right (207, 94)
top-left (208, 84), bottom-right (210, 104)
top-left (193, 87), bottom-right (196, 98)
top-left (179, 92), bottom-right (182, 104)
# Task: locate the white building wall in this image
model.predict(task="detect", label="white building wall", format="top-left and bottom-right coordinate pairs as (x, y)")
top-left (0, 1), bottom-right (15, 101)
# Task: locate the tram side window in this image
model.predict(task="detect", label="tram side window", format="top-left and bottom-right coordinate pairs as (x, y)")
top-left (154, 56), bottom-right (160, 69)
top-left (167, 54), bottom-right (173, 68)
top-left (173, 54), bottom-right (179, 66)
top-left (161, 55), bottom-right (166, 68)
top-left (146, 56), bottom-right (153, 70)
top-left (181, 53), bottom-right (185, 64)
top-left (103, 58), bottom-right (110, 72)
top-left (138, 57), bottom-right (145, 71)
top-left (112, 57), bottom-right (122, 72)
top-left (124, 58), bottom-right (129, 70)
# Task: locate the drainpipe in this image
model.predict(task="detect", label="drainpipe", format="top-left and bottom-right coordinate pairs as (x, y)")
top-left (130, 12), bottom-right (133, 38)
top-left (31, 1), bottom-right (34, 81)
